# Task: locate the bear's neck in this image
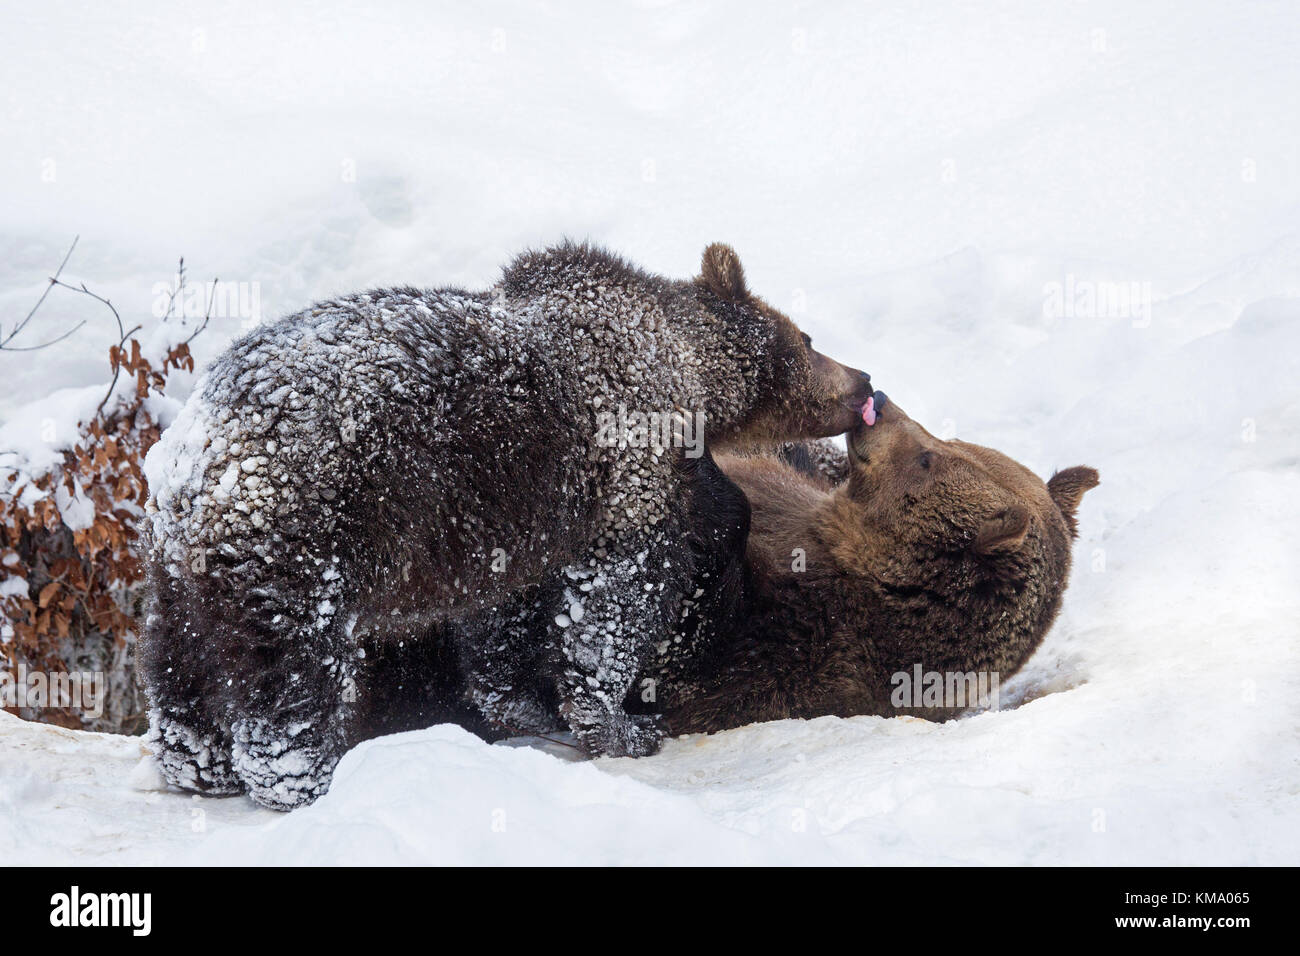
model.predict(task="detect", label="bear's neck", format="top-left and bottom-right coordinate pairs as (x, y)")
top-left (676, 298), bottom-right (775, 442)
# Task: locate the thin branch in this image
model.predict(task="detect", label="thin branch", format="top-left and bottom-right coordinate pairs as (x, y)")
top-left (160, 257), bottom-right (185, 323)
top-left (93, 321), bottom-right (144, 417)
top-left (43, 277), bottom-right (136, 417)
top-left (0, 319), bottom-right (88, 351)
top-left (5, 240), bottom-right (208, 415)
top-left (185, 276), bottom-right (219, 345)
top-left (1, 235), bottom-right (80, 350)
top-left (49, 279), bottom-right (126, 344)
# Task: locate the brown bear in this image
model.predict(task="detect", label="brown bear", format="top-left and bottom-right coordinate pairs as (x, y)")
top-left (634, 393), bottom-right (1099, 733)
top-left (140, 241), bottom-right (873, 808)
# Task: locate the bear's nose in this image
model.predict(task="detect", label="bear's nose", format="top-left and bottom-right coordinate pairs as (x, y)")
top-left (872, 390), bottom-right (888, 413)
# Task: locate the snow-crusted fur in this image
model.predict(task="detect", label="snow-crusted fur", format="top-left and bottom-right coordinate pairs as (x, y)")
top-left (140, 241), bottom-right (873, 809)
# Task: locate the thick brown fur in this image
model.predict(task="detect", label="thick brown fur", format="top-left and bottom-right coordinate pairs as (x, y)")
top-left (638, 398), bottom-right (1099, 733)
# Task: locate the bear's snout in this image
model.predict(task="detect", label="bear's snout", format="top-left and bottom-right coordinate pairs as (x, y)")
top-left (844, 368), bottom-right (874, 406)
top-left (833, 365), bottom-right (875, 417)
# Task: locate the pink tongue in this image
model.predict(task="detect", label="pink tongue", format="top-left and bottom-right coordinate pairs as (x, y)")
top-left (862, 395), bottom-right (877, 427)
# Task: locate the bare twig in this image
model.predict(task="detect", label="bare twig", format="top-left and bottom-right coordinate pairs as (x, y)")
top-left (160, 257), bottom-right (185, 323)
top-left (158, 256), bottom-right (215, 345)
top-left (43, 277), bottom-right (139, 416)
top-left (49, 279), bottom-right (126, 343)
top-left (184, 276), bottom-right (219, 345)
top-left (1, 235), bottom-right (81, 351)
top-left (0, 319), bottom-right (88, 351)
top-left (5, 240), bottom-right (210, 409)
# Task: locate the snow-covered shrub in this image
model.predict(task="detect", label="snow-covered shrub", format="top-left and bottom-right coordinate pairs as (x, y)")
top-left (1, 255), bottom-right (200, 733)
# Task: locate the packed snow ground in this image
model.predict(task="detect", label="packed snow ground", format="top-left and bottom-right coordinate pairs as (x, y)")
top-left (2, 0), bottom-right (1298, 864)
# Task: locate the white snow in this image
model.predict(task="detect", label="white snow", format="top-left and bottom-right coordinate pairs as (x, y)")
top-left (0, 385), bottom-right (113, 481)
top-left (2, 0), bottom-right (1298, 864)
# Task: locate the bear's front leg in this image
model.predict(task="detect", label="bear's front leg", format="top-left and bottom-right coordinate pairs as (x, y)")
top-left (554, 548), bottom-right (677, 757)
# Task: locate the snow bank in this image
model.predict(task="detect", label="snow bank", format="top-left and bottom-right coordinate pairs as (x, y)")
top-left (0, 386), bottom-right (107, 485)
top-left (184, 725), bottom-right (816, 866)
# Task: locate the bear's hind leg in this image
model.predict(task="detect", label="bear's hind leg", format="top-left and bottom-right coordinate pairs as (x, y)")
top-left (139, 573), bottom-right (242, 795)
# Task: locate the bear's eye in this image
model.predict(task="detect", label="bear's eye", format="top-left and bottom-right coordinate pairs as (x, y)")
top-left (800, 332), bottom-right (812, 349)
top-left (918, 452), bottom-right (934, 471)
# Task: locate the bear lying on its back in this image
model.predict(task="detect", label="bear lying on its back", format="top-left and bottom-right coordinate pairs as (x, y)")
top-left (638, 393), bottom-right (1099, 732)
top-left (141, 241), bottom-right (874, 808)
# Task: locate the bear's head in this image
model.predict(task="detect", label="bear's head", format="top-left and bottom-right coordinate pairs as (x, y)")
top-left (695, 243), bottom-right (875, 445)
top-left (820, 393), bottom-right (1099, 693)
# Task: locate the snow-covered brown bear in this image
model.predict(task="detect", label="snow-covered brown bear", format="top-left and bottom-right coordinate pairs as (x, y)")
top-left (636, 393), bottom-right (1099, 733)
top-left (140, 241), bottom-right (874, 808)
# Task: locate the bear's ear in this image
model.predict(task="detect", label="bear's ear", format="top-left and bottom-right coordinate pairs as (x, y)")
top-left (1047, 466), bottom-right (1100, 537)
top-left (700, 243), bottom-right (748, 301)
top-left (974, 504), bottom-right (1031, 556)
